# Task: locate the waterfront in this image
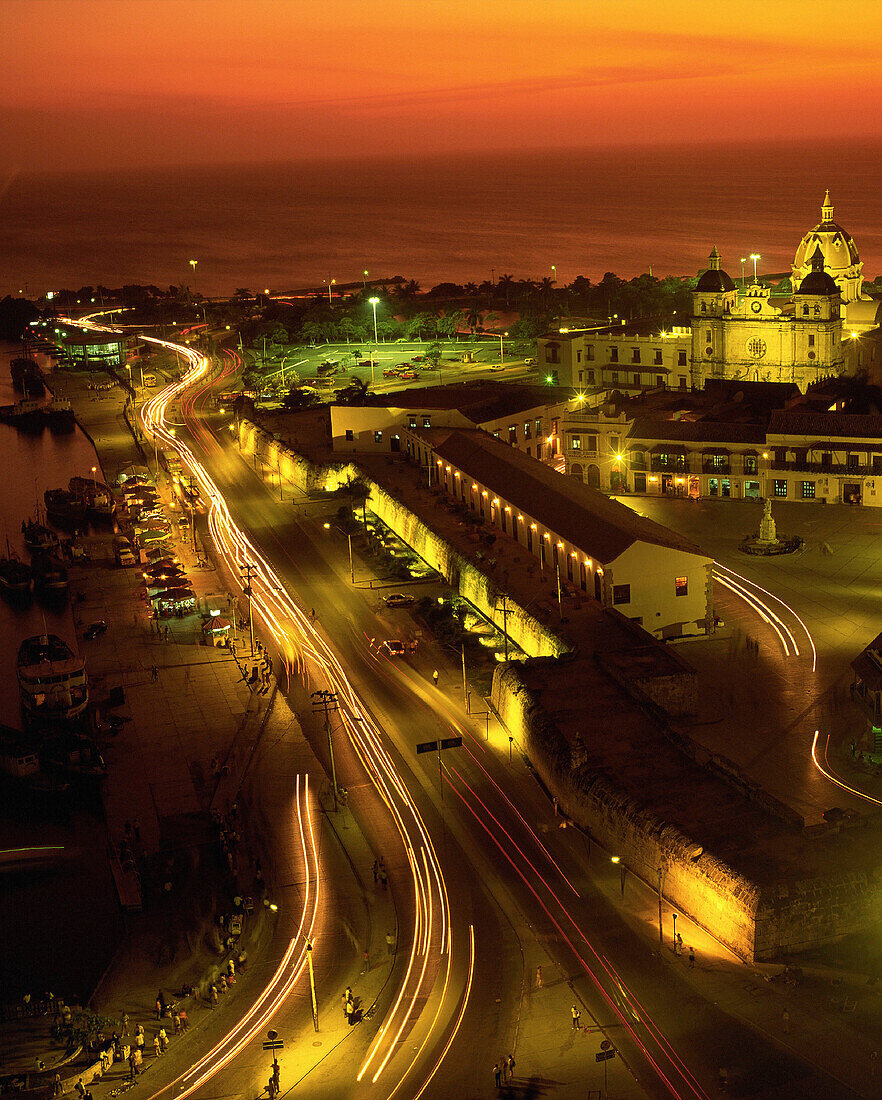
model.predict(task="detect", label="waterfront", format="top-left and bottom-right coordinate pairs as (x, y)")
top-left (2, 139), bottom-right (881, 297)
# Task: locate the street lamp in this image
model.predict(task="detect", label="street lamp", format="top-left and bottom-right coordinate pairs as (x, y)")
top-left (498, 330), bottom-right (508, 368)
top-left (363, 269), bottom-right (369, 290)
top-left (325, 277), bottom-right (336, 305)
top-left (323, 522), bottom-right (355, 584)
top-left (368, 297), bottom-right (380, 384)
top-left (551, 264), bottom-right (557, 284)
top-left (740, 257), bottom-right (747, 286)
top-left (750, 253), bottom-right (761, 282)
top-left (189, 259), bottom-right (198, 290)
top-left (91, 466), bottom-right (98, 494)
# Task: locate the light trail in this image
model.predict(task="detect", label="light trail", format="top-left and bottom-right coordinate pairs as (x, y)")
top-left (72, 318), bottom-right (470, 1097)
top-left (811, 731), bottom-right (882, 807)
top-left (714, 572), bottom-right (794, 657)
top-left (714, 562), bottom-right (817, 671)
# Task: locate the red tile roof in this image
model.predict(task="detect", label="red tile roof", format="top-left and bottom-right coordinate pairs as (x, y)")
top-left (422, 429), bottom-right (707, 563)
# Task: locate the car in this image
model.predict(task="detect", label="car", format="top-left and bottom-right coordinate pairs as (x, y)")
top-left (411, 354), bottom-right (425, 363)
top-left (358, 360), bottom-right (373, 368)
top-left (383, 368), bottom-right (400, 378)
top-left (524, 357), bottom-right (536, 365)
top-left (382, 639), bottom-right (406, 658)
top-left (83, 620), bottom-right (108, 640)
top-left (384, 593), bottom-right (415, 608)
top-left (399, 371), bottom-right (418, 381)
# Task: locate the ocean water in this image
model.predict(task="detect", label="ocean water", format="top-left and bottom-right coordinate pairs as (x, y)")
top-left (1, 140), bottom-right (881, 297)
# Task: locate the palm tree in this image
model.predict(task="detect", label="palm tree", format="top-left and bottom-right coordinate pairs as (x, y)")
top-left (498, 274), bottom-right (514, 310)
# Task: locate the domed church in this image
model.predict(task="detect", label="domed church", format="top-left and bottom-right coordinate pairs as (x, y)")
top-left (688, 193), bottom-right (882, 391)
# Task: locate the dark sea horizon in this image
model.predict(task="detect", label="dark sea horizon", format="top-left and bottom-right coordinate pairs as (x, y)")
top-left (2, 138), bottom-right (881, 298)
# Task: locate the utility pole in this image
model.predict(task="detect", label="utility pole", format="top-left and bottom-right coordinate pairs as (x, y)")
top-left (311, 690), bottom-right (340, 810)
top-left (497, 593), bottom-right (510, 660)
top-left (240, 562), bottom-right (256, 658)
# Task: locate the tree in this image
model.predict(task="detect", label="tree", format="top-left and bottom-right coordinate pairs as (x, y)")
top-left (498, 273), bottom-right (514, 309)
top-left (335, 377), bottom-right (370, 405)
top-left (282, 387), bottom-right (318, 411)
top-left (465, 303), bottom-right (482, 333)
top-left (335, 475), bottom-right (372, 529)
top-left (425, 341), bottom-right (443, 369)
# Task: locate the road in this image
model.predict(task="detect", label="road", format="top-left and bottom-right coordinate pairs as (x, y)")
top-left (159, 352), bottom-right (859, 1098)
top-left (73, 316), bottom-right (864, 1097)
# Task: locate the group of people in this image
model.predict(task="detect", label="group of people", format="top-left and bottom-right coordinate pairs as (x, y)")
top-left (371, 857), bottom-right (388, 889)
top-left (342, 987), bottom-right (358, 1027)
top-left (492, 1054), bottom-right (516, 1088)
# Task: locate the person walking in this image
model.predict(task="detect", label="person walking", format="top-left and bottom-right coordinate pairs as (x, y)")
top-left (122, 1012), bottom-right (129, 1036)
top-left (75, 1081), bottom-right (86, 1100)
top-left (506, 1053), bottom-right (515, 1082)
top-left (179, 1010), bottom-right (189, 1032)
top-left (271, 1060), bottom-right (280, 1092)
top-left (493, 1062), bottom-right (502, 1088)
top-left (344, 999), bottom-right (354, 1027)
top-left (432, 669), bottom-right (439, 686)
top-left (379, 865), bottom-right (388, 889)
top-left (675, 932), bottom-right (683, 956)
top-left (571, 1003), bottom-right (581, 1029)
top-left (53, 1075), bottom-right (63, 1097)
top-left (155, 995), bottom-right (162, 1019)
top-left (782, 1007), bottom-right (791, 1034)
top-left (386, 930), bottom-right (395, 956)
top-left (172, 1011), bottom-right (181, 1035)
top-left (688, 946), bottom-right (695, 968)
top-left (210, 984), bottom-right (219, 1008)
top-left (135, 1025), bottom-right (144, 1050)
top-left (372, 859), bottom-right (379, 884)
top-left (128, 1052), bottom-right (137, 1080)
top-left (158, 1027), bottom-right (168, 1053)
top-left (153, 1035), bottom-right (161, 1057)
top-left (535, 965), bottom-right (543, 989)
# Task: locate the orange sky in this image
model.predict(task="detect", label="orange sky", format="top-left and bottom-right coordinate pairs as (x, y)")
top-left (2, 0), bottom-right (882, 172)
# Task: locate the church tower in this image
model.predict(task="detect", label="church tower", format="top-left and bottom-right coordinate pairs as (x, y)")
top-left (791, 244), bottom-right (844, 384)
top-left (692, 246), bottom-right (737, 386)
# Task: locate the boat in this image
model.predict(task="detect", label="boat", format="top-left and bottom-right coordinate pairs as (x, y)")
top-left (31, 551), bottom-right (69, 594)
top-left (40, 734), bottom-right (106, 780)
top-left (0, 727), bottom-right (71, 794)
top-left (44, 399), bottom-right (76, 432)
top-left (16, 634), bottom-right (89, 725)
top-left (0, 399), bottom-right (45, 432)
top-left (22, 517), bottom-right (59, 553)
top-left (0, 541), bottom-right (33, 598)
top-left (10, 357), bottom-right (44, 396)
top-left (44, 487), bottom-right (88, 525)
top-left (69, 476), bottom-right (115, 517)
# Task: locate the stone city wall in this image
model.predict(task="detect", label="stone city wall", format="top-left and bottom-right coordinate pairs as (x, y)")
top-left (490, 662), bottom-right (762, 960)
top-left (238, 420), bottom-right (569, 658)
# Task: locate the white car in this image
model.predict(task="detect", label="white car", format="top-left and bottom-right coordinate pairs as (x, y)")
top-left (382, 640), bottom-right (406, 658)
top-left (384, 593), bottom-right (415, 608)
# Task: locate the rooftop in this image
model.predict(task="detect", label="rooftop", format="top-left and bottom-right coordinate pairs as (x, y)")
top-left (628, 418), bottom-right (767, 446)
top-left (768, 409), bottom-right (882, 440)
top-left (356, 381), bottom-right (573, 421)
top-left (419, 427), bottom-right (706, 563)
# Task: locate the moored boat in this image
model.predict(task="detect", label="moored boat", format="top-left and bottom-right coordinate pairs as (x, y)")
top-left (45, 399), bottom-right (76, 432)
top-left (10, 357), bottom-right (44, 396)
top-left (22, 517), bottom-right (59, 553)
top-left (69, 476), bottom-right (115, 517)
top-left (0, 399), bottom-right (45, 432)
top-left (17, 633), bottom-right (89, 725)
top-left (0, 541), bottom-right (33, 598)
top-left (31, 551), bottom-right (69, 594)
top-left (44, 487), bottom-right (88, 525)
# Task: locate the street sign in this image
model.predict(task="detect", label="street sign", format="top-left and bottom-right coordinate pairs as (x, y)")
top-left (600, 1039), bottom-right (611, 1050)
top-left (440, 736), bottom-right (463, 750)
top-left (267, 1030), bottom-right (278, 1041)
top-left (262, 1041), bottom-right (284, 1051)
top-left (595, 1050), bottom-right (615, 1063)
top-left (416, 740), bottom-right (438, 754)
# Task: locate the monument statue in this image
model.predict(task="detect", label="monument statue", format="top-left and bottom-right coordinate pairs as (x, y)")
top-left (758, 497), bottom-right (777, 544)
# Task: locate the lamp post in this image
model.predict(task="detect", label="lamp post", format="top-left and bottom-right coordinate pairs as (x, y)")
top-left (91, 466), bottom-right (98, 495)
top-left (656, 867), bottom-right (664, 948)
top-left (551, 264), bottom-right (557, 284)
top-left (739, 257), bottom-right (747, 286)
top-left (498, 330), bottom-right (508, 368)
top-left (189, 259), bottom-right (198, 292)
top-left (750, 253), bottom-right (761, 282)
top-left (363, 269), bottom-right (369, 290)
top-left (323, 522), bottom-right (354, 584)
top-left (611, 855), bottom-right (625, 895)
top-left (368, 297), bottom-right (380, 385)
top-left (672, 911), bottom-right (679, 954)
top-left (325, 277), bottom-right (336, 305)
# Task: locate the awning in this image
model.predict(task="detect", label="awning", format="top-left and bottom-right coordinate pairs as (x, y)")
top-left (702, 447), bottom-right (730, 455)
top-left (202, 617), bottom-right (231, 633)
top-left (649, 444), bottom-right (687, 454)
top-left (808, 441), bottom-right (878, 452)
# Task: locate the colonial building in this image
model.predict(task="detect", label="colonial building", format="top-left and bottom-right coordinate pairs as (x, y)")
top-left (407, 427), bottom-right (713, 639)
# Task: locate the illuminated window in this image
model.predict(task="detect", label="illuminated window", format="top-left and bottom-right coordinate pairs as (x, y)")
top-left (408, 416), bottom-right (417, 429)
top-left (345, 429), bottom-right (354, 441)
top-left (509, 424), bottom-right (518, 444)
top-left (422, 416), bottom-right (431, 428)
top-left (675, 576), bottom-right (688, 597)
top-left (612, 584), bottom-right (631, 605)
top-left (774, 479), bottom-right (787, 498)
top-left (374, 431), bottom-right (382, 443)
top-left (801, 481), bottom-right (815, 499)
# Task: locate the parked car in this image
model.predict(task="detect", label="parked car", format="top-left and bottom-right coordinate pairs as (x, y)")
top-left (384, 593), bottom-right (415, 608)
top-left (83, 620), bottom-right (108, 640)
top-left (524, 357), bottom-right (536, 365)
top-left (399, 371), bottom-right (418, 381)
top-left (411, 354), bottom-right (425, 363)
top-left (382, 639), bottom-right (406, 658)
top-left (383, 368), bottom-right (400, 378)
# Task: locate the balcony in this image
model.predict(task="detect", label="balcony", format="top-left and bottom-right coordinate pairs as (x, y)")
top-left (702, 461), bottom-right (731, 475)
top-left (769, 459), bottom-right (875, 476)
top-left (650, 458), bottom-right (687, 473)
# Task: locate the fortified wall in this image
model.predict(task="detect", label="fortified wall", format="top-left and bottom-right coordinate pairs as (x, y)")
top-left (240, 416), bottom-right (882, 961)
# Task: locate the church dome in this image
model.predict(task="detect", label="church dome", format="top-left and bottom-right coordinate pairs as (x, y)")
top-left (695, 245), bottom-right (735, 292)
top-left (792, 191), bottom-right (863, 302)
top-left (797, 244), bottom-right (839, 296)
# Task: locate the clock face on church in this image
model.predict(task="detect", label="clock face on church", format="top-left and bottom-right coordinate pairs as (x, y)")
top-left (747, 337), bottom-right (767, 359)
top-left (751, 300), bottom-right (762, 313)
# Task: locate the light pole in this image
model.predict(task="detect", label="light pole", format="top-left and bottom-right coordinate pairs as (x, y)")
top-left (325, 277), bottom-right (336, 305)
top-left (362, 269), bottom-right (369, 290)
top-left (240, 562), bottom-right (256, 658)
top-left (311, 690), bottom-right (340, 811)
top-left (672, 911), bottom-right (678, 954)
top-left (305, 940), bottom-right (319, 1032)
top-left (656, 867), bottom-right (664, 948)
top-left (368, 297), bottom-right (380, 385)
top-left (498, 330), bottom-right (508, 367)
top-left (91, 465), bottom-right (98, 494)
top-left (189, 259), bottom-right (198, 292)
top-left (551, 264), bottom-right (557, 284)
top-left (750, 253), bottom-right (761, 282)
top-left (740, 257), bottom-right (747, 286)
top-left (323, 522), bottom-right (354, 583)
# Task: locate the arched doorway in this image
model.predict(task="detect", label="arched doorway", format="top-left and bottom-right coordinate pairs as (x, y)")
top-left (570, 463), bottom-right (583, 480)
top-left (586, 464), bottom-right (600, 489)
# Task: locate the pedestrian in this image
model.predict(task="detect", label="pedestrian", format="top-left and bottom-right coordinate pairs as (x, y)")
top-left (122, 1011), bottom-right (129, 1036)
top-left (493, 1062), bottom-right (502, 1088)
top-left (372, 859), bottom-right (379, 883)
top-left (158, 1027), bottom-right (168, 1052)
top-left (571, 1003), bottom-right (581, 1029)
top-left (506, 1053), bottom-right (515, 1081)
top-left (536, 965), bottom-right (543, 988)
top-left (266, 1077), bottom-right (277, 1100)
top-left (128, 1052), bottom-right (137, 1080)
top-left (151, 665), bottom-right (158, 682)
top-left (432, 668), bottom-right (439, 686)
top-left (155, 996), bottom-right (162, 1019)
top-left (133, 1050), bottom-right (143, 1074)
top-left (75, 1081), bottom-right (86, 1100)
top-left (688, 946), bottom-right (695, 968)
top-left (135, 1025), bottom-right (144, 1050)
top-left (342, 986), bottom-right (352, 1008)
top-left (675, 932), bottom-right (683, 956)
top-left (553, 796), bottom-right (559, 816)
top-left (172, 1011), bottom-right (181, 1034)
top-left (386, 930), bottom-right (395, 956)
top-left (850, 740), bottom-right (856, 757)
top-left (210, 984), bottom-right (219, 1008)
top-left (782, 1008), bottom-right (790, 1034)
top-left (179, 1010), bottom-right (188, 1032)
top-left (53, 1075), bottom-right (62, 1097)
top-left (379, 865), bottom-right (388, 889)
top-left (271, 1061), bottom-right (280, 1091)
top-left (344, 999), bottom-right (353, 1026)
top-left (153, 1035), bottom-right (161, 1057)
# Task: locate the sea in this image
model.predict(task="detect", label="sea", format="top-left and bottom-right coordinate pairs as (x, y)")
top-left (2, 139), bottom-right (882, 297)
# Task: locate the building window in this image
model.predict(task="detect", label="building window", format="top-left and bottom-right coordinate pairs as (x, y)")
top-left (801, 481), bottom-right (816, 499)
top-left (705, 330), bottom-right (711, 342)
top-left (711, 454), bottom-right (726, 469)
top-left (611, 371), bottom-right (619, 384)
top-left (701, 302), bottom-right (707, 313)
top-left (808, 334), bottom-right (815, 347)
top-left (408, 416), bottom-right (417, 429)
top-left (613, 584), bottom-right (631, 605)
top-left (654, 350), bottom-right (663, 365)
top-left (656, 375), bottom-right (665, 389)
top-left (802, 304), bottom-right (809, 316)
top-left (633, 373), bottom-right (641, 386)
top-left (847, 453), bottom-right (860, 471)
top-left (609, 347), bottom-right (619, 363)
top-left (586, 346), bottom-right (595, 361)
top-left (493, 430), bottom-right (500, 439)
top-left (609, 436), bottom-right (620, 453)
top-left (374, 431), bottom-right (382, 443)
top-left (678, 350), bottom-right (687, 366)
top-left (576, 351), bottom-right (582, 364)
top-left (508, 425), bottom-right (517, 444)
top-left (774, 479), bottom-right (787, 497)
top-left (345, 429), bottom-right (354, 441)
top-left (744, 454), bottom-right (757, 474)
top-left (535, 418), bottom-right (542, 435)
top-left (631, 348), bottom-right (641, 364)
top-left (422, 416), bottom-right (431, 428)
top-left (570, 434), bottom-right (581, 450)
top-left (524, 421), bottom-right (532, 439)
top-left (526, 446), bottom-right (531, 457)
top-left (678, 375), bottom-right (687, 389)
top-left (586, 435), bottom-right (597, 453)
top-left (587, 369), bottom-right (595, 383)
top-left (675, 576), bottom-right (688, 597)
top-left (545, 343), bottom-right (560, 363)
